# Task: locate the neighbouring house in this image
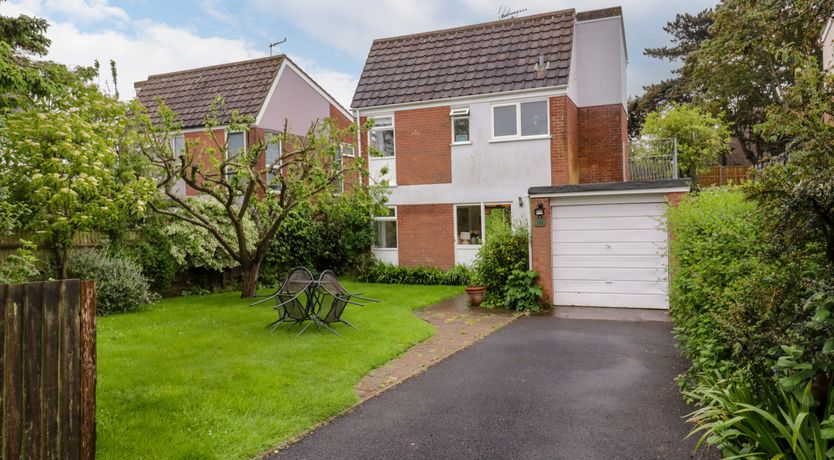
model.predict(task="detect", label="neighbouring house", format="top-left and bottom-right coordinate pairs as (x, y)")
top-left (134, 55), bottom-right (357, 195)
top-left (352, 7), bottom-right (690, 310)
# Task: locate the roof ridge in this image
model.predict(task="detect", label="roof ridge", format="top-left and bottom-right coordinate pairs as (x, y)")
top-left (371, 8), bottom-right (576, 44)
top-left (142, 54), bottom-right (284, 81)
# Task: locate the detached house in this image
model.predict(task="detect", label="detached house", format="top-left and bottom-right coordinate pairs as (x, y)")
top-left (134, 55), bottom-right (356, 194)
top-left (353, 7), bottom-right (690, 310)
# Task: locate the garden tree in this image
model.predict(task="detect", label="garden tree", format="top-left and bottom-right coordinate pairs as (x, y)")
top-left (640, 103), bottom-right (730, 178)
top-left (132, 98), bottom-right (370, 298)
top-left (750, 52), bottom-right (834, 271)
top-left (0, 73), bottom-right (156, 279)
top-left (0, 1), bottom-right (82, 111)
top-left (628, 9), bottom-right (713, 137)
top-left (687, 0), bottom-right (831, 165)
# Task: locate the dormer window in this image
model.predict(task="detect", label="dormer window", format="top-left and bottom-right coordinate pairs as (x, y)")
top-left (450, 108), bottom-right (470, 144)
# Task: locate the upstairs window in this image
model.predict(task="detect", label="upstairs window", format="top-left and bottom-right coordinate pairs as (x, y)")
top-left (227, 131), bottom-right (246, 159)
top-left (450, 108), bottom-right (470, 144)
top-left (172, 134), bottom-right (186, 156)
top-left (491, 101), bottom-right (549, 140)
top-left (226, 131), bottom-right (246, 177)
top-left (369, 116), bottom-right (395, 157)
top-left (265, 135), bottom-right (282, 186)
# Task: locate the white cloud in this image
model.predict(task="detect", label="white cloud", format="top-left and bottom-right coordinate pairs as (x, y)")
top-left (2, 0), bottom-right (265, 100)
top-left (1, 0), bottom-right (364, 105)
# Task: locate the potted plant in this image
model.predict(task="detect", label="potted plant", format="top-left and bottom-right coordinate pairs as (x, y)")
top-left (465, 272), bottom-right (487, 307)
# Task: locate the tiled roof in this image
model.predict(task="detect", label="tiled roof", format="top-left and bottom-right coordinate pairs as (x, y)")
top-left (134, 55), bottom-right (284, 129)
top-left (351, 9), bottom-right (577, 109)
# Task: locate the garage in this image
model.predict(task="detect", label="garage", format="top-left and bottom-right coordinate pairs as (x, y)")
top-left (529, 180), bottom-right (691, 310)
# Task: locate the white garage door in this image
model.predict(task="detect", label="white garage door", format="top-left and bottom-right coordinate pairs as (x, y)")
top-left (552, 194), bottom-right (669, 309)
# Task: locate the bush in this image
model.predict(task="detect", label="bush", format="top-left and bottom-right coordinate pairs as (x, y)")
top-left (473, 211), bottom-right (529, 308)
top-left (668, 187), bottom-right (834, 456)
top-left (0, 240), bottom-right (41, 284)
top-left (68, 249), bottom-right (152, 315)
top-left (667, 187), bottom-right (766, 385)
top-left (264, 191), bottom-right (379, 283)
top-left (503, 269), bottom-right (543, 312)
top-left (357, 261), bottom-right (472, 286)
top-left (163, 199), bottom-right (256, 272)
top-left (121, 222), bottom-right (178, 292)
top-left (686, 377), bottom-right (834, 458)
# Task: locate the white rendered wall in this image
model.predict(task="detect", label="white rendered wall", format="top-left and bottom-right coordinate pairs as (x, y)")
top-left (572, 17), bottom-right (627, 109)
top-left (259, 65), bottom-right (331, 135)
top-left (386, 100), bottom-right (549, 225)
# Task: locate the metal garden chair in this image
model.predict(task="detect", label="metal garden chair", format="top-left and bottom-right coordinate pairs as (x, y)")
top-left (311, 270), bottom-right (379, 335)
top-left (250, 266), bottom-right (315, 335)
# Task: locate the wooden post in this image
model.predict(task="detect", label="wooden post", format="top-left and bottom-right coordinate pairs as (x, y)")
top-left (79, 281), bottom-right (96, 460)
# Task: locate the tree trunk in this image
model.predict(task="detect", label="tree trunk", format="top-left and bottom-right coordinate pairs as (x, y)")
top-left (52, 241), bottom-right (69, 279)
top-left (240, 260), bottom-right (262, 298)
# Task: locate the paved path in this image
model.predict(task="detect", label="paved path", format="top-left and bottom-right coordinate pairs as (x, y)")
top-left (270, 316), bottom-right (704, 460)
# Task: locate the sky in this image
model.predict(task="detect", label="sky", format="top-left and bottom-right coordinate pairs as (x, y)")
top-left (1, 0), bottom-right (717, 108)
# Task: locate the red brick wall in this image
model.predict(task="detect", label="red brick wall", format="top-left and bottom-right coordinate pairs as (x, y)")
top-left (395, 106), bottom-right (452, 185)
top-left (529, 197), bottom-right (553, 303)
top-left (183, 129), bottom-right (225, 196)
top-left (550, 96), bottom-right (579, 185)
top-left (330, 104), bottom-right (360, 191)
top-left (397, 204), bottom-right (454, 269)
top-left (577, 104), bottom-right (627, 183)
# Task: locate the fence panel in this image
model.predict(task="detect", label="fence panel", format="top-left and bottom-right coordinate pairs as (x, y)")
top-left (1, 279), bottom-right (96, 459)
top-left (697, 165), bottom-right (753, 187)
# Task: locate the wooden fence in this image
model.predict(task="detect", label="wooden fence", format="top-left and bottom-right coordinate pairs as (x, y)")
top-left (0, 233), bottom-right (104, 262)
top-left (697, 165), bottom-right (753, 187)
top-left (1, 279), bottom-right (96, 459)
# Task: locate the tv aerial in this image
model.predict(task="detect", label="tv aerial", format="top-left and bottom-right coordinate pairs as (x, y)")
top-left (498, 6), bottom-right (527, 19)
top-left (269, 38), bottom-right (287, 56)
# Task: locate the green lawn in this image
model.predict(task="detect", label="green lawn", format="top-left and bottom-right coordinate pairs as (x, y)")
top-left (96, 282), bottom-right (462, 459)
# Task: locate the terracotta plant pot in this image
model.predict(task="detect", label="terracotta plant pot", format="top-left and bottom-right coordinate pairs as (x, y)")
top-left (465, 286), bottom-right (487, 307)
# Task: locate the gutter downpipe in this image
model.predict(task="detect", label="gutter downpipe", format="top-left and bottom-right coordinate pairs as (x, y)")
top-left (527, 194), bottom-right (534, 271)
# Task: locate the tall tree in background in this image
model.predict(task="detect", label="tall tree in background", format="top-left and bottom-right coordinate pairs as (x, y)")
top-left (628, 9), bottom-right (713, 137)
top-left (688, 0), bottom-right (830, 165)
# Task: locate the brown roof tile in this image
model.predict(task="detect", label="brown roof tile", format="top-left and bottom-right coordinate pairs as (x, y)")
top-left (351, 9), bottom-right (577, 108)
top-left (134, 55), bottom-right (284, 129)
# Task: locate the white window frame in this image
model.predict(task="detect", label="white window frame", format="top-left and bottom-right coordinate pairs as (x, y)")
top-left (453, 202), bottom-right (513, 247)
top-left (171, 134), bottom-right (186, 156)
top-left (368, 116), bottom-right (395, 159)
top-left (373, 206), bottom-right (398, 249)
top-left (340, 143), bottom-right (356, 158)
top-left (450, 107), bottom-right (471, 145)
top-left (264, 131), bottom-right (282, 187)
top-left (225, 130), bottom-right (247, 160)
top-left (490, 100), bottom-right (550, 142)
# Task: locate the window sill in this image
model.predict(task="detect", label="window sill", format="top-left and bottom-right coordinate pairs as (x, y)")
top-left (372, 247), bottom-right (398, 251)
top-left (455, 244), bottom-right (483, 248)
top-left (489, 134), bottom-right (551, 143)
top-left (451, 141), bottom-right (472, 146)
top-left (369, 156), bottom-right (395, 160)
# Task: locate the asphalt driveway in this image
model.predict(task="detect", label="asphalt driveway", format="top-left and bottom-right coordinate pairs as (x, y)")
top-left (269, 315), bottom-right (704, 460)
